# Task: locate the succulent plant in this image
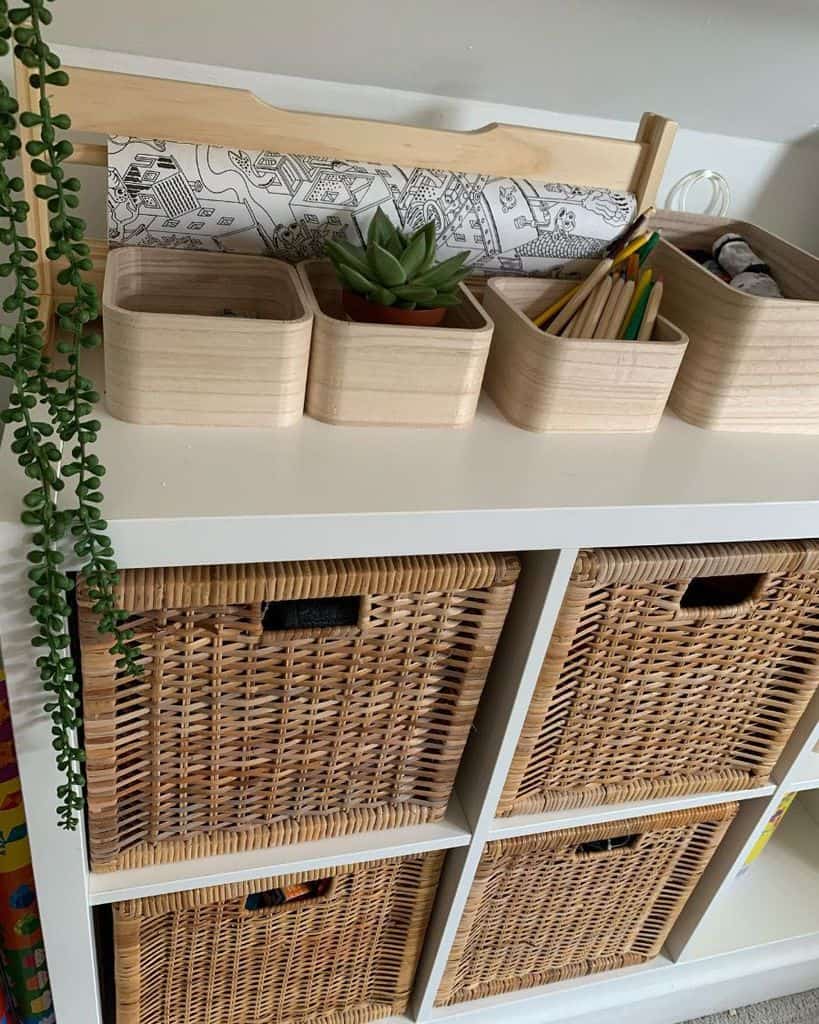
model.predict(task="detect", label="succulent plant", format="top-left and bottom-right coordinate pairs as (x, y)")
top-left (325, 208), bottom-right (470, 310)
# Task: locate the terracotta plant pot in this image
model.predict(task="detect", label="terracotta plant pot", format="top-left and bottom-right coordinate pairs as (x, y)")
top-left (342, 288), bottom-right (447, 327)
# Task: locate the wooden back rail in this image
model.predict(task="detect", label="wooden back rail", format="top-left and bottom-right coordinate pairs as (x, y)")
top-left (15, 61), bottom-right (677, 338)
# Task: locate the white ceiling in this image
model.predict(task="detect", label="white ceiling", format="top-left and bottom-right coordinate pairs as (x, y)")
top-left (54, 0), bottom-right (819, 144)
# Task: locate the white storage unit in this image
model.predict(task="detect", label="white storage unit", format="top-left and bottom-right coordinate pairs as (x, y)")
top-left (1, 346), bottom-right (819, 1024)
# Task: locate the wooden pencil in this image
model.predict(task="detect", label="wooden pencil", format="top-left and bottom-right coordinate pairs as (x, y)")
top-left (637, 281), bottom-right (664, 340)
top-left (610, 280), bottom-right (635, 339)
top-left (578, 274), bottom-right (613, 338)
top-left (532, 282), bottom-right (580, 327)
top-left (562, 310), bottom-right (582, 338)
top-left (549, 258), bottom-right (614, 335)
top-left (594, 276), bottom-right (625, 338)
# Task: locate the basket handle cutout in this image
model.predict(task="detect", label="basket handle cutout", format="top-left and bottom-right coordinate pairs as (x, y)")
top-left (574, 833), bottom-right (642, 857)
top-left (261, 594), bottom-right (366, 640)
top-left (675, 572), bottom-right (770, 620)
top-left (243, 877), bottom-right (336, 914)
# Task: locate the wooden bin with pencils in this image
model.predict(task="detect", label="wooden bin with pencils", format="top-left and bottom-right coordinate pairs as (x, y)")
top-left (482, 267), bottom-right (688, 433)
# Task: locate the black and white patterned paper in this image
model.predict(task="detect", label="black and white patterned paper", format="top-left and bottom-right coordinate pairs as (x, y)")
top-left (107, 136), bottom-right (636, 276)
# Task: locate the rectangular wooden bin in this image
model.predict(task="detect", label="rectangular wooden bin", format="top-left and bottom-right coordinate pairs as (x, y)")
top-left (113, 851), bottom-right (444, 1024)
top-left (482, 276), bottom-right (688, 433)
top-left (102, 247), bottom-right (313, 427)
top-left (79, 553), bottom-right (519, 871)
top-left (648, 211), bottom-right (819, 433)
top-left (436, 804), bottom-right (737, 1006)
top-left (298, 259), bottom-right (493, 427)
top-left (499, 540), bottom-right (819, 816)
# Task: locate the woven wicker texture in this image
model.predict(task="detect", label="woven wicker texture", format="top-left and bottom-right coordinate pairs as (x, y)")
top-left (437, 804), bottom-right (737, 1006)
top-left (79, 554), bottom-right (519, 871)
top-left (114, 851), bottom-right (444, 1024)
top-left (499, 541), bottom-right (819, 816)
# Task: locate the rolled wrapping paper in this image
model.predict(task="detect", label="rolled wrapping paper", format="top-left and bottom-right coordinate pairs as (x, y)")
top-left (713, 232), bottom-right (783, 297)
top-left (0, 669), bottom-right (52, 1024)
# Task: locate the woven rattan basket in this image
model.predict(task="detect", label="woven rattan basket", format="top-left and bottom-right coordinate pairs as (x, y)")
top-left (114, 851), bottom-right (444, 1024)
top-left (436, 804), bottom-right (737, 1005)
top-left (80, 553), bottom-right (519, 871)
top-left (499, 541), bottom-right (819, 816)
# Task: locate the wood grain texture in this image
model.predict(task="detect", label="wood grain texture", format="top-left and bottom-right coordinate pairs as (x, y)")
top-left (649, 210), bottom-right (819, 433)
top-left (436, 804), bottom-right (738, 1005)
top-left (299, 260), bottom-right (494, 427)
top-left (61, 66), bottom-right (673, 199)
top-left (102, 247), bottom-right (313, 427)
top-left (482, 275), bottom-right (688, 433)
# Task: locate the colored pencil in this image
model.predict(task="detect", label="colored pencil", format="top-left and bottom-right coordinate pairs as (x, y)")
top-left (637, 280), bottom-right (664, 340)
top-left (578, 274), bottom-right (613, 338)
top-left (612, 231), bottom-right (652, 268)
top-left (594, 275), bottom-right (625, 338)
top-left (637, 230), bottom-right (661, 266)
top-left (610, 280), bottom-right (635, 339)
top-left (532, 282), bottom-right (580, 327)
top-left (621, 268), bottom-right (653, 336)
top-left (626, 253), bottom-right (639, 282)
top-left (605, 206), bottom-right (656, 257)
top-left (549, 258), bottom-right (614, 335)
top-left (623, 280), bottom-right (653, 340)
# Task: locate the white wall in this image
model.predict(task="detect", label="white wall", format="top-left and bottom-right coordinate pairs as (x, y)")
top-left (49, 0), bottom-right (819, 146)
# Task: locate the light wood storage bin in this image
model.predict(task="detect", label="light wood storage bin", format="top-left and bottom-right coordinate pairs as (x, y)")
top-left (102, 247), bottom-right (313, 427)
top-left (499, 541), bottom-right (819, 817)
top-left (298, 259), bottom-right (493, 427)
top-left (437, 804), bottom-right (737, 1005)
top-left (79, 553), bottom-right (519, 872)
top-left (482, 276), bottom-right (688, 433)
top-left (648, 211), bottom-right (819, 433)
top-left (113, 851), bottom-right (443, 1024)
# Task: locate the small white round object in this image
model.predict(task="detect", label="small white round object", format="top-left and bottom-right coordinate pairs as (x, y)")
top-left (666, 169), bottom-right (731, 216)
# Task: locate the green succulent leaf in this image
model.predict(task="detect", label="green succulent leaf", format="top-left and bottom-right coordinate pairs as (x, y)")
top-left (324, 239), bottom-right (371, 279)
top-left (426, 291), bottom-right (463, 308)
top-left (392, 284), bottom-right (439, 304)
top-left (414, 223), bottom-right (437, 276)
top-left (399, 231), bottom-right (429, 279)
top-left (414, 250), bottom-right (470, 288)
top-left (368, 286), bottom-right (397, 306)
top-left (335, 262), bottom-right (378, 298)
top-left (368, 242), bottom-right (408, 288)
top-left (367, 207), bottom-right (399, 254)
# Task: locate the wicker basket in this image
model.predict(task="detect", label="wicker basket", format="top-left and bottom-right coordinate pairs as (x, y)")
top-left (80, 553), bottom-right (519, 871)
top-left (499, 541), bottom-right (819, 816)
top-left (436, 804), bottom-right (737, 1005)
top-left (648, 211), bottom-right (819, 433)
top-left (114, 851), bottom-right (444, 1024)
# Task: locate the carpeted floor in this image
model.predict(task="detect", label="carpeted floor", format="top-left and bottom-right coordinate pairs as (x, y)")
top-left (686, 989), bottom-right (819, 1023)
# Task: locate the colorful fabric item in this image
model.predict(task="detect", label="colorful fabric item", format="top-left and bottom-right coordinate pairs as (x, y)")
top-left (106, 137), bottom-right (636, 277)
top-left (0, 670), bottom-right (52, 1024)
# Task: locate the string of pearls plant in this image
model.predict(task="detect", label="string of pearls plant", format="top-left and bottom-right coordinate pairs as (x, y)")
top-left (0, 0), bottom-right (138, 829)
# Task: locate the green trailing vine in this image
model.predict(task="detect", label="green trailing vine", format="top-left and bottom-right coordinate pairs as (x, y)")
top-left (0, 0), bottom-right (139, 829)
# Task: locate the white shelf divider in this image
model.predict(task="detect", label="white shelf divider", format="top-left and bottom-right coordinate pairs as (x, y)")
top-left (89, 792), bottom-right (471, 905)
top-left (411, 548), bottom-right (578, 1021)
top-left (0, 536), bottom-right (102, 1024)
top-left (680, 797), bottom-right (819, 960)
top-left (489, 785), bottom-right (777, 840)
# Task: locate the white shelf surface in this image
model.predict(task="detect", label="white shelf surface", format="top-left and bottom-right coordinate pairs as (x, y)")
top-left (682, 797), bottom-right (819, 960)
top-left (489, 785), bottom-right (776, 840)
top-left (4, 348), bottom-right (819, 567)
top-left (89, 794), bottom-right (471, 905)
top-left (784, 741), bottom-right (819, 792)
